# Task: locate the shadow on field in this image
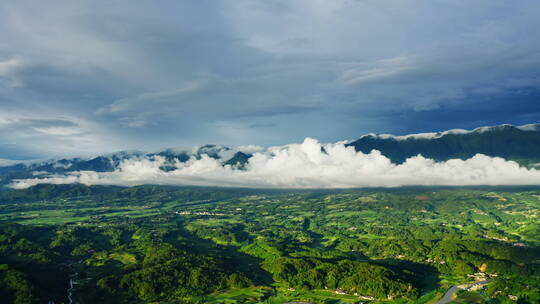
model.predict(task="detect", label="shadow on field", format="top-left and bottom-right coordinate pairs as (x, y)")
top-left (373, 258), bottom-right (441, 292)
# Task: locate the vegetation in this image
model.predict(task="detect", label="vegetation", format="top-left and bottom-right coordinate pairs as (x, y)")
top-left (347, 125), bottom-right (540, 163)
top-left (0, 185), bottom-right (539, 303)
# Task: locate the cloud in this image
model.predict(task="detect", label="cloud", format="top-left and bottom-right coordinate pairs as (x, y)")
top-left (10, 138), bottom-right (540, 189)
top-left (0, 158), bottom-right (22, 166)
top-left (96, 80), bottom-right (210, 115)
top-left (0, 57), bottom-right (24, 76)
top-left (236, 145), bottom-right (264, 154)
top-left (32, 126), bottom-right (84, 136)
top-left (1, 1), bottom-right (540, 158)
top-left (248, 123), bottom-right (277, 129)
top-left (0, 56), bottom-right (25, 87)
top-left (0, 111), bottom-right (127, 159)
top-left (338, 56), bottom-right (415, 85)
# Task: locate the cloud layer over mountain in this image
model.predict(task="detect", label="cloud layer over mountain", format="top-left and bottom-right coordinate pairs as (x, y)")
top-left (11, 138), bottom-right (540, 189)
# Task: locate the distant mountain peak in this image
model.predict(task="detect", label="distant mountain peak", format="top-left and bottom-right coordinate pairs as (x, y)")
top-left (348, 123), bottom-right (540, 163)
top-left (360, 123), bottom-right (540, 141)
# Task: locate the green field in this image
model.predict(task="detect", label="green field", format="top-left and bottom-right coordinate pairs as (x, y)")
top-left (0, 185), bottom-right (539, 303)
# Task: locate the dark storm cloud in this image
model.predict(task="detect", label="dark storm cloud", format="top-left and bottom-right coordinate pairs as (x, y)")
top-left (1, 0), bottom-right (540, 159)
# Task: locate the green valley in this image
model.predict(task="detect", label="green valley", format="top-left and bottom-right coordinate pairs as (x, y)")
top-left (0, 185), bottom-right (538, 303)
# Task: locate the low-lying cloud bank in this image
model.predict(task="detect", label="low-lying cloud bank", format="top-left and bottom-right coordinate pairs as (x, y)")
top-left (10, 138), bottom-right (540, 189)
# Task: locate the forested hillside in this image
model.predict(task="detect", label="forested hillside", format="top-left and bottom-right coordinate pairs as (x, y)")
top-left (347, 124), bottom-right (540, 163)
top-left (0, 185), bottom-right (538, 303)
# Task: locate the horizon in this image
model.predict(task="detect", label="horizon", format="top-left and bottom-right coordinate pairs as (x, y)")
top-left (0, 121), bottom-right (538, 162)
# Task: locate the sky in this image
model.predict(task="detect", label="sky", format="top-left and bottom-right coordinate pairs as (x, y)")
top-left (2, 0), bottom-right (540, 160)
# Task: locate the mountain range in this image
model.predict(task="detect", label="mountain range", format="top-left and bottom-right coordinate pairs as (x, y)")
top-left (1, 123), bottom-right (539, 186)
top-left (346, 123), bottom-right (540, 163)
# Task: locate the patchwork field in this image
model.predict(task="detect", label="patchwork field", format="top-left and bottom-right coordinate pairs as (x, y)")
top-left (0, 185), bottom-right (539, 303)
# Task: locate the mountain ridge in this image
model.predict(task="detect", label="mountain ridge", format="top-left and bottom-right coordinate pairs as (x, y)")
top-left (347, 123), bottom-right (540, 163)
top-left (358, 123), bottom-right (540, 141)
top-left (1, 123), bottom-right (540, 186)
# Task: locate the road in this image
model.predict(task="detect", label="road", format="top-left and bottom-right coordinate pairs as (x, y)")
top-left (65, 260), bottom-right (82, 304)
top-left (67, 279), bottom-right (75, 304)
top-left (436, 279), bottom-right (492, 304)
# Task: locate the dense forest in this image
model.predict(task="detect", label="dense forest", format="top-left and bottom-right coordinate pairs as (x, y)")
top-left (0, 185), bottom-right (539, 303)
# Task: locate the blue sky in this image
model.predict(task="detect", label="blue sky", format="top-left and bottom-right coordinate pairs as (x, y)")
top-left (1, 0), bottom-right (540, 160)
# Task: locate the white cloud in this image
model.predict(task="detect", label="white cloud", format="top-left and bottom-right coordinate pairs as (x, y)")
top-left (0, 158), bottom-right (21, 166)
top-left (0, 110), bottom-right (129, 158)
top-left (237, 145), bottom-right (264, 154)
top-left (0, 56), bottom-right (25, 87)
top-left (10, 138), bottom-right (540, 189)
top-left (339, 56), bottom-right (415, 86)
top-left (96, 80), bottom-right (209, 115)
top-left (0, 57), bottom-right (23, 76)
top-left (32, 126), bottom-right (84, 136)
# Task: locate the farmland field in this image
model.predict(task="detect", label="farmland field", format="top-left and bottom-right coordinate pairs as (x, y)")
top-left (0, 184), bottom-right (539, 303)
